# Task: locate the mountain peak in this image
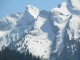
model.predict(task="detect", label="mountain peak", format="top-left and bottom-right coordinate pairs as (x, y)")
top-left (67, 0), bottom-right (80, 14)
top-left (26, 5), bottom-right (38, 10)
top-left (25, 5), bottom-right (40, 19)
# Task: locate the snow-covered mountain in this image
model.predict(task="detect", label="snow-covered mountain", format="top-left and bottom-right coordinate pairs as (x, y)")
top-left (0, 5), bottom-right (55, 59)
top-left (0, 0), bottom-right (80, 60)
top-left (50, 0), bottom-right (80, 60)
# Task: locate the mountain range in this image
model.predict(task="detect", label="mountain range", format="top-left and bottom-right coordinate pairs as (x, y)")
top-left (0, 0), bottom-right (80, 60)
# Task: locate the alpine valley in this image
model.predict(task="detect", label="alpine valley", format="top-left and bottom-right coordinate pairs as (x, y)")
top-left (0, 0), bottom-right (80, 60)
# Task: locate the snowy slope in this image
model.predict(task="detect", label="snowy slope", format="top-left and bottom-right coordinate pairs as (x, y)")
top-left (9, 10), bottom-right (55, 59)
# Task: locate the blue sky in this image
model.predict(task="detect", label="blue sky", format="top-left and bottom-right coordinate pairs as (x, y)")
top-left (0, 0), bottom-right (66, 20)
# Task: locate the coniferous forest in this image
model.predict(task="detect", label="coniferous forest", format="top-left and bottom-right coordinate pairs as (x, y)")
top-left (0, 47), bottom-right (42, 60)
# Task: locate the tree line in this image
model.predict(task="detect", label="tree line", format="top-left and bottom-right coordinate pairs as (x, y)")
top-left (0, 47), bottom-right (41, 60)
